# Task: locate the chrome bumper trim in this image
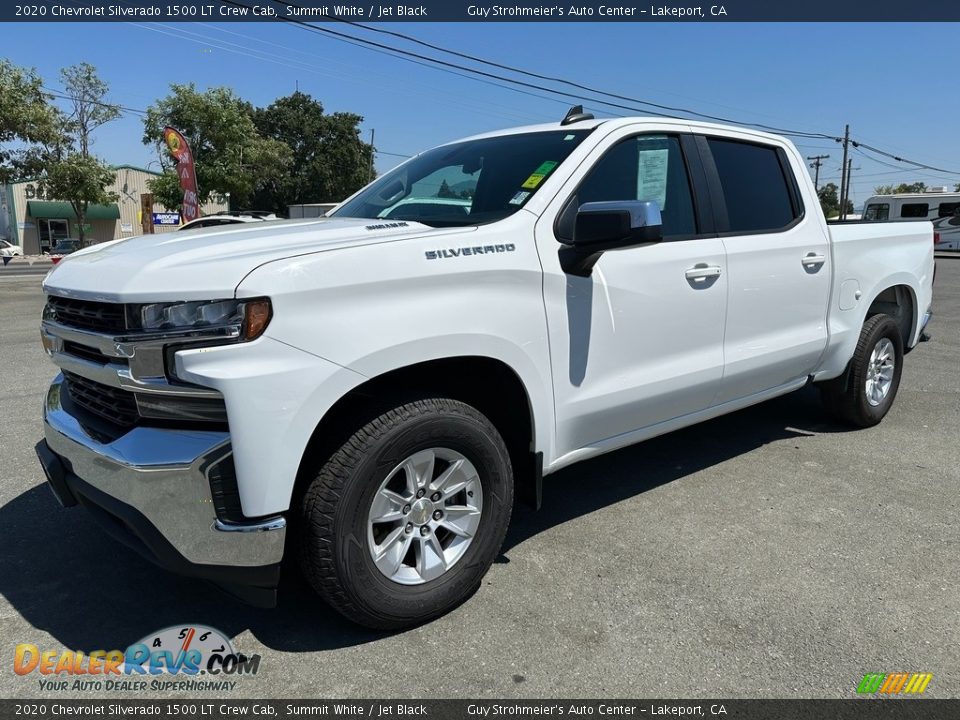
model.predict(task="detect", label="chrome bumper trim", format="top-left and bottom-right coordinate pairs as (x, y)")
top-left (41, 319), bottom-right (232, 397)
top-left (42, 374), bottom-right (285, 568)
top-left (215, 517), bottom-right (287, 533)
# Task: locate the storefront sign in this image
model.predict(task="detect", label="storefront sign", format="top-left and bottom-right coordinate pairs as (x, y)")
top-left (153, 213), bottom-right (181, 226)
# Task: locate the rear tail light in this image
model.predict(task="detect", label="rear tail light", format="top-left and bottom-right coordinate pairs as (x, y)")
top-left (933, 231), bottom-right (940, 246)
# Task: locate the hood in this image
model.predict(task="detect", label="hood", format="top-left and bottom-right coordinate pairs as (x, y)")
top-left (42, 217), bottom-right (442, 302)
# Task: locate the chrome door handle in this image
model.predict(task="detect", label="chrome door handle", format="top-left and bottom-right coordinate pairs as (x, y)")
top-left (685, 264), bottom-right (722, 281)
top-left (802, 253), bottom-right (827, 266)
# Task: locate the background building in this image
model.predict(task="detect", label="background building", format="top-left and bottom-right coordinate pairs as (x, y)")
top-left (0, 165), bottom-right (228, 255)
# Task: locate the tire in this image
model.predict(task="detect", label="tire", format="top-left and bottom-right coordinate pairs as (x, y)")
top-left (820, 314), bottom-right (904, 427)
top-left (299, 397), bottom-right (513, 629)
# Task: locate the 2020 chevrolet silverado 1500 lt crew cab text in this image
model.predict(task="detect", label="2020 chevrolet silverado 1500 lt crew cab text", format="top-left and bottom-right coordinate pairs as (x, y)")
top-left (36, 109), bottom-right (934, 629)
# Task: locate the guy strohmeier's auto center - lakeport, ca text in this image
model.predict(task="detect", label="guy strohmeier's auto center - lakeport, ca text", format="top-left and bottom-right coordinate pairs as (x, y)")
top-left (16, 3), bottom-right (728, 18)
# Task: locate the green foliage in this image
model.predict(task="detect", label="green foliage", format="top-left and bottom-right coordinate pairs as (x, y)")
top-left (817, 182), bottom-right (853, 218)
top-left (142, 84), bottom-right (292, 210)
top-left (59, 63), bottom-right (121, 156)
top-left (874, 182), bottom-right (928, 195)
top-left (36, 63), bottom-right (123, 244)
top-left (250, 91), bottom-right (372, 213)
top-left (38, 154), bottom-right (119, 230)
top-left (0, 58), bottom-right (61, 182)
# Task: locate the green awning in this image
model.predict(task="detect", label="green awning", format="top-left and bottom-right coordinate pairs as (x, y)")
top-left (27, 201), bottom-right (120, 220)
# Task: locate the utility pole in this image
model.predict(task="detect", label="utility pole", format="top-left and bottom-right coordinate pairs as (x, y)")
top-left (839, 124), bottom-right (850, 220)
top-left (842, 159), bottom-right (860, 218)
top-left (368, 128), bottom-right (376, 184)
top-left (807, 154), bottom-right (830, 192)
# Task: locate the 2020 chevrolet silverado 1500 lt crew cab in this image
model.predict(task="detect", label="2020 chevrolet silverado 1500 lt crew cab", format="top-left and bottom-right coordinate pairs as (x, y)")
top-left (36, 109), bottom-right (934, 629)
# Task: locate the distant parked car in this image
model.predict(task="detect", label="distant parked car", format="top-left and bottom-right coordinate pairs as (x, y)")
top-left (178, 211), bottom-right (278, 232)
top-left (51, 239), bottom-right (82, 255)
top-left (0, 240), bottom-right (23, 257)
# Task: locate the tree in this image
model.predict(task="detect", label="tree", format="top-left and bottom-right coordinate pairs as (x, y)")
top-left (251, 91), bottom-right (372, 214)
top-left (40, 155), bottom-right (118, 239)
top-left (874, 182), bottom-right (928, 195)
top-left (0, 59), bottom-right (61, 183)
top-left (955, 183), bottom-right (959, 192)
top-left (817, 182), bottom-right (853, 218)
top-left (142, 84), bottom-right (291, 211)
top-left (35, 63), bottom-right (120, 246)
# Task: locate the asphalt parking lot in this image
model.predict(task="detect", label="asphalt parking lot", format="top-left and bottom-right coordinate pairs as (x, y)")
top-left (0, 260), bottom-right (957, 700)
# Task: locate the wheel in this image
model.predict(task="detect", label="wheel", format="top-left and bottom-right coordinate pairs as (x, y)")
top-left (299, 397), bottom-right (513, 629)
top-left (820, 314), bottom-right (904, 427)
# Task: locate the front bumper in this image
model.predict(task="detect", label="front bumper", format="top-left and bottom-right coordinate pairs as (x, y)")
top-left (39, 374), bottom-right (286, 606)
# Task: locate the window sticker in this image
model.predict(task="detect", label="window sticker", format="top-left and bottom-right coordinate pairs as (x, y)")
top-left (508, 190), bottom-right (531, 206)
top-left (637, 148), bottom-right (668, 209)
top-left (521, 160), bottom-right (559, 190)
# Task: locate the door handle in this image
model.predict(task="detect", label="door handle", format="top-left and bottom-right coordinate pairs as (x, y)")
top-left (685, 264), bottom-right (722, 281)
top-left (802, 252), bottom-right (827, 266)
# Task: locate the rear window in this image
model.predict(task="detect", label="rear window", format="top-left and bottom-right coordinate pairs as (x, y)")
top-left (900, 203), bottom-right (929, 218)
top-left (864, 203), bottom-right (890, 221)
top-left (707, 138), bottom-right (799, 234)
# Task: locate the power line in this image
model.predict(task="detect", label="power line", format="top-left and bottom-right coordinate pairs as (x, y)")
top-left (320, 12), bottom-right (838, 139)
top-left (42, 86), bottom-right (145, 116)
top-left (222, 0), bottom-right (839, 141)
top-left (854, 142), bottom-right (960, 176)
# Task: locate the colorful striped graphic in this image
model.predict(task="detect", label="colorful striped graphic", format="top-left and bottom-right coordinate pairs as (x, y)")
top-left (857, 673), bottom-right (933, 694)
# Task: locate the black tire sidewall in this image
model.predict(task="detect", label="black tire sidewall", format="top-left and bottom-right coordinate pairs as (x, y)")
top-left (331, 406), bottom-right (512, 625)
top-left (849, 316), bottom-right (904, 425)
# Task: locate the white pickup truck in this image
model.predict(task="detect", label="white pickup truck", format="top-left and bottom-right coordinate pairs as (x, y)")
top-left (36, 109), bottom-right (934, 629)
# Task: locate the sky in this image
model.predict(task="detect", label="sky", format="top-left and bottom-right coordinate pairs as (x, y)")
top-left (2, 21), bottom-right (958, 209)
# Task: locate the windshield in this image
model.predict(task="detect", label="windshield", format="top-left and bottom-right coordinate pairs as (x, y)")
top-left (331, 129), bottom-right (593, 227)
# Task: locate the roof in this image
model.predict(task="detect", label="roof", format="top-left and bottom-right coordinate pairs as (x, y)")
top-left (865, 193), bottom-right (960, 200)
top-left (446, 115), bottom-right (794, 151)
top-left (3, 164), bottom-right (161, 186)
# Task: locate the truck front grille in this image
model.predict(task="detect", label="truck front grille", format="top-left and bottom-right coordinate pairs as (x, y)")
top-left (64, 372), bottom-right (139, 429)
top-left (47, 296), bottom-right (131, 334)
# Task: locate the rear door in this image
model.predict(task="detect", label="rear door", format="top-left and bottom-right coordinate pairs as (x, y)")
top-left (698, 134), bottom-right (832, 405)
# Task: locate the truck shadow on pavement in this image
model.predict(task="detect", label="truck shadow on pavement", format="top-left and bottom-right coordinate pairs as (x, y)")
top-left (0, 386), bottom-right (849, 653)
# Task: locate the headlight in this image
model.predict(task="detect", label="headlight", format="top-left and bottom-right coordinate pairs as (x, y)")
top-left (138, 298), bottom-right (272, 340)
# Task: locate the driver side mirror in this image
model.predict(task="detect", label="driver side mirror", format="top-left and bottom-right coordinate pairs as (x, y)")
top-left (560, 200), bottom-right (663, 276)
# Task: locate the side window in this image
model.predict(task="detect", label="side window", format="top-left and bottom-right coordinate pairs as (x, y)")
top-left (937, 202), bottom-right (960, 218)
top-left (864, 203), bottom-right (890, 221)
top-left (706, 138), bottom-right (799, 233)
top-left (575, 135), bottom-right (697, 237)
top-left (900, 203), bottom-right (929, 218)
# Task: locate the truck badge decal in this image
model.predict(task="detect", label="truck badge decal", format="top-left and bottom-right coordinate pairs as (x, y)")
top-left (365, 221), bottom-right (410, 231)
top-left (425, 244), bottom-right (516, 260)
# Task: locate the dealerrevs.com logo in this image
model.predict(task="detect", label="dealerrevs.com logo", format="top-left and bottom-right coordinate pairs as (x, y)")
top-left (14, 625), bottom-right (260, 692)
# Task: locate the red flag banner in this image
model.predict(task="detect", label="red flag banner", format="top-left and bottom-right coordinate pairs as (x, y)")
top-left (162, 126), bottom-right (199, 223)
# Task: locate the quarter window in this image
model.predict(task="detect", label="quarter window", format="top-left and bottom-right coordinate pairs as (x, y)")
top-left (574, 135), bottom-right (697, 237)
top-left (706, 138), bottom-right (799, 233)
top-left (900, 203), bottom-right (929, 218)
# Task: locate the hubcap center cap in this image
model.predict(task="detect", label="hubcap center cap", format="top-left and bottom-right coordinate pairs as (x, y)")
top-left (408, 498), bottom-right (432, 525)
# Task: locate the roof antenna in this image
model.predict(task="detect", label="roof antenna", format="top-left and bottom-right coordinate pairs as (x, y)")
top-left (561, 105), bottom-right (594, 126)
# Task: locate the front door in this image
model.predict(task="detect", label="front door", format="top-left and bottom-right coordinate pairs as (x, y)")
top-left (536, 129), bottom-right (728, 461)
